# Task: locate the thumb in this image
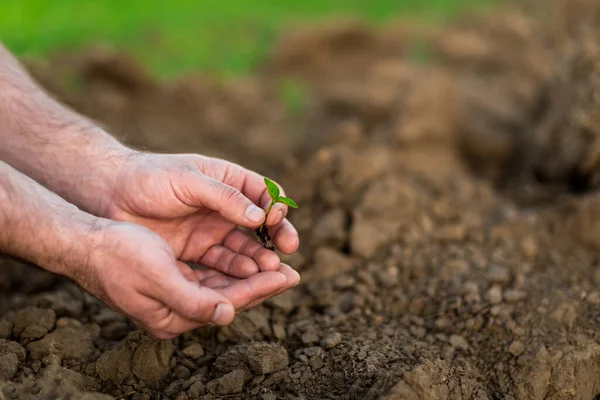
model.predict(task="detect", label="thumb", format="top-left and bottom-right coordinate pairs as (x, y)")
top-left (158, 270), bottom-right (235, 325)
top-left (181, 171), bottom-right (266, 227)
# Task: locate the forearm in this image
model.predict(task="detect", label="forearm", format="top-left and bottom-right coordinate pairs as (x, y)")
top-left (0, 42), bottom-right (136, 216)
top-left (0, 160), bottom-right (97, 277)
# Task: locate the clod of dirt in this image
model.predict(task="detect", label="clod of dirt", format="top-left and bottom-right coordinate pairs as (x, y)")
top-left (549, 300), bottom-right (579, 329)
top-left (569, 193), bottom-right (600, 252)
top-left (485, 285), bottom-right (503, 305)
top-left (310, 208), bottom-right (348, 248)
top-left (182, 343), bottom-right (205, 359)
top-left (265, 20), bottom-right (388, 81)
top-left (508, 340), bottom-right (526, 356)
top-left (187, 379), bottom-right (205, 398)
top-left (303, 247), bottom-right (356, 283)
top-left (96, 339), bottom-right (136, 385)
top-left (265, 290), bottom-right (296, 314)
top-left (386, 360), bottom-right (489, 400)
top-left (96, 333), bottom-right (173, 388)
top-left (131, 334), bottom-right (173, 382)
top-left (27, 321), bottom-right (94, 361)
top-left (0, 353), bottom-right (18, 381)
top-left (449, 334), bottom-right (469, 351)
top-left (321, 332), bottom-right (343, 349)
top-left (255, 224), bottom-right (275, 251)
top-left (213, 346), bottom-right (247, 373)
top-left (544, 342), bottom-right (600, 399)
top-left (30, 290), bottom-right (84, 317)
top-left (80, 45), bottom-right (154, 95)
top-left (12, 307), bottom-right (56, 343)
top-left (0, 340), bottom-right (26, 362)
top-left (42, 354), bottom-right (61, 366)
top-left (207, 369), bottom-right (250, 396)
top-left (512, 345), bottom-right (552, 400)
top-left (395, 68), bottom-right (461, 147)
top-left (218, 308), bottom-right (271, 342)
top-left (246, 343), bottom-right (289, 375)
top-left (350, 174), bottom-right (425, 258)
top-left (486, 264), bottom-right (511, 286)
top-left (0, 320), bottom-right (12, 339)
top-left (529, 39), bottom-right (600, 189)
top-left (42, 364), bottom-right (100, 392)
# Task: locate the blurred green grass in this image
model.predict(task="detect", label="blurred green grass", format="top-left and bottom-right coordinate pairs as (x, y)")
top-left (1, 0), bottom-right (498, 78)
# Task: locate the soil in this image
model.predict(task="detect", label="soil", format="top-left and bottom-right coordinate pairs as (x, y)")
top-left (5, 0), bottom-right (600, 399)
top-left (256, 225), bottom-right (275, 251)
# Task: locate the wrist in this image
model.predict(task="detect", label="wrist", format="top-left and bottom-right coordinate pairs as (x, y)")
top-left (72, 134), bottom-right (140, 217)
top-left (0, 162), bottom-right (106, 278)
top-left (0, 74), bottom-right (140, 217)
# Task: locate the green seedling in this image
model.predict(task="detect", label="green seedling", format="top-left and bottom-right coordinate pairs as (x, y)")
top-left (256, 177), bottom-right (298, 250)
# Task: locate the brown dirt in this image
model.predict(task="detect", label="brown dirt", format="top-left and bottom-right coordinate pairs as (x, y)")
top-left (5, 1), bottom-right (600, 399)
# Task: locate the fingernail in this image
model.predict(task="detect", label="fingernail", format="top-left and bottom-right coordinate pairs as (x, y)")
top-left (211, 303), bottom-right (234, 325)
top-left (276, 210), bottom-right (284, 222)
top-left (245, 205), bottom-right (265, 223)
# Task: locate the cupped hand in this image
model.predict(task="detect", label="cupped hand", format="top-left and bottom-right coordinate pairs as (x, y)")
top-left (104, 153), bottom-right (300, 278)
top-left (83, 221), bottom-right (299, 339)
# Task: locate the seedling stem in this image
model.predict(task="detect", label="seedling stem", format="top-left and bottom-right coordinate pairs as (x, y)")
top-left (255, 177), bottom-right (298, 250)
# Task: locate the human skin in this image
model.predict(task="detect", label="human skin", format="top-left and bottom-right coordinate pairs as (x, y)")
top-left (0, 43), bottom-right (300, 338)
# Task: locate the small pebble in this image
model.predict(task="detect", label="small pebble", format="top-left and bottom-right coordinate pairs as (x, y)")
top-left (309, 356), bottom-right (324, 371)
top-left (449, 335), bottom-right (469, 350)
top-left (321, 332), bottom-right (342, 349)
top-left (508, 340), bottom-right (525, 356)
top-left (301, 332), bottom-right (320, 344)
top-left (486, 285), bottom-right (503, 305)
top-left (182, 344), bottom-right (205, 359)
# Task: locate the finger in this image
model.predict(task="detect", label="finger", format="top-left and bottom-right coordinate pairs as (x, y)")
top-left (199, 245), bottom-right (260, 278)
top-left (216, 162), bottom-right (289, 225)
top-left (237, 264), bottom-right (301, 312)
top-left (176, 260), bottom-right (200, 282)
top-left (223, 229), bottom-right (280, 272)
top-left (152, 267), bottom-right (235, 326)
top-left (208, 270), bottom-right (289, 310)
top-left (259, 183), bottom-right (289, 226)
top-left (266, 203), bottom-right (288, 227)
top-left (194, 264), bottom-right (300, 310)
top-left (269, 219), bottom-right (300, 255)
top-left (194, 158), bottom-right (293, 227)
top-left (131, 313), bottom-right (204, 340)
top-left (182, 171), bottom-right (266, 228)
top-left (193, 268), bottom-right (227, 282)
top-left (195, 271), bottom-right (239, 289)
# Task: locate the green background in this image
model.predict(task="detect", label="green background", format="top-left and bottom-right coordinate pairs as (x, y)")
top-left (1, 0), bottom-right (499, 78)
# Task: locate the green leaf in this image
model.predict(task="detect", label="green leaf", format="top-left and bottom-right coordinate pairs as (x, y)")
top-left (264, 177), bottom-right (280, 200)
top-left (277, 196), bottom-right (298, 208)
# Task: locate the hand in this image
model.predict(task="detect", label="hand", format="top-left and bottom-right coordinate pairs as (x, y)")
top-left (83, 221), bottom-right (299, 339)
top-left (104, 153), bottom-right (300, 277)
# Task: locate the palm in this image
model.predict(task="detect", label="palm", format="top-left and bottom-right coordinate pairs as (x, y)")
top-left (91, 223), bottom-right (300, 338)
top-left (109, 154), bottom-right (299, 277)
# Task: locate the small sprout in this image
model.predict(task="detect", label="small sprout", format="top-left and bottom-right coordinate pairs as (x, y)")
top-left (264, 178), bottom-right (280, 202)
top-left (277, 196), bottom-right (298, 209)
top-left (255, 177), bottom-right (299, 250)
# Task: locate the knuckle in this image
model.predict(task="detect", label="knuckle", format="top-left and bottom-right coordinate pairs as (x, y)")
top-left (179, 300), bottom-right (210, 322)
top-left (220, 185), bottom-right (243, 205)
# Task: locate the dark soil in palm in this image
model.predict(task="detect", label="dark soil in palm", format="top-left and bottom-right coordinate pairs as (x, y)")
top-left (4, 1), bottom-right (600, 399)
